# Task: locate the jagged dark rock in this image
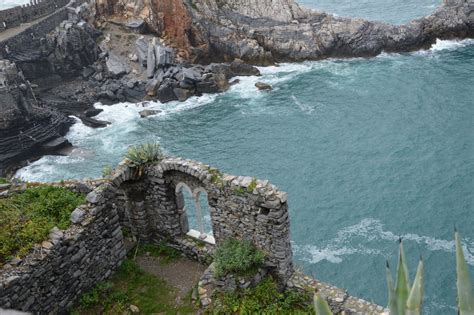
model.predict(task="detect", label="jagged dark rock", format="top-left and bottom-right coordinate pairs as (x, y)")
top-left (0, 60), bottom-right (72, 176)
top-left (139, 109), bottom-right (161, 118)
top-left (255, 82), bottom-right (272, 91)
top-left (95, 0), bottom-right (474, 64)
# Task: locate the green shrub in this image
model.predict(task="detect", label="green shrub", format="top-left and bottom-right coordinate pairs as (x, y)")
top-left (213, 239), bottom-right (265, 278)
top-left (125, 142), bottom-right (163, 167)
top-left (102, 165), bottom-right (113, 177)
top-left (211, 276), bottom-right (314, 314)
top-left (0, 178), bottom-right (9, 184)
top-left (0, 186), bottom-right (85, 265)
top-left (247, 178), bottom-right (257, 192)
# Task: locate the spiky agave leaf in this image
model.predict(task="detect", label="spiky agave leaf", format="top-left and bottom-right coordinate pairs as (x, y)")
top-left (125, 142), bottom-right (163, 167)
top-left (395, 240), bottom-right (411, 315)
top-left (386, 261), bottom-right (399, 315)
top-left (406, 258), bottom-right (424, 315)
top-left (314, 294), bottom-right (334, 315)
top-left (456, 230), bottom-right (474, 315)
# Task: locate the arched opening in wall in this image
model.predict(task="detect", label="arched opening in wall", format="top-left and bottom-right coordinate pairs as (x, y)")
top-left (175, 183), bottom-right (215, 244)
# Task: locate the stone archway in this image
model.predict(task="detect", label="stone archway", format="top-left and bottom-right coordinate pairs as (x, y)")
top-left (104, 157), bottom-right (294, 282)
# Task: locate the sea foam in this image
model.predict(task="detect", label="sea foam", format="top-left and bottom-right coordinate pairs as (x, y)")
top-left (294, 218), bottom-right (474, 265)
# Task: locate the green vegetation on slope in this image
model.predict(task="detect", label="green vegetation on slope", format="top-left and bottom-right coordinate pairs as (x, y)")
top-left (73, 245), bottom-right (197, 314)
top-left (213, 238), bottom-right (265, 278)
top-left (210, 276), bottom-right (314, 314)
top-left (0, 186), bottom-right (85, 266)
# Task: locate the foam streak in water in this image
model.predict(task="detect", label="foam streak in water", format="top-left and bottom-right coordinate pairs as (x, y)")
top-left (294, 218), bottom-right (474, 265)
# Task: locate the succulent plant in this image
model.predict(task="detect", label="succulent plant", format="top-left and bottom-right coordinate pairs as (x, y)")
top-left (314, 293), bottom-right (333, 315)
top-left (124, 142), bottom-right (163, 167)
top-left (455, 230), bottom-right (474, 315)
top-left (386, 240), bottom-right (424, 315)
top-left (312, 230), bottom-right (474, 315)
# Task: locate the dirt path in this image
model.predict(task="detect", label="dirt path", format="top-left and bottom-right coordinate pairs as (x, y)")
top-left (136, 255), bottom-right (207, 305)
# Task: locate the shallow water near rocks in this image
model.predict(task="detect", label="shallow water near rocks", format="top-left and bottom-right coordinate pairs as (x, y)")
top-left (13, 0), bottom-right (474, 313)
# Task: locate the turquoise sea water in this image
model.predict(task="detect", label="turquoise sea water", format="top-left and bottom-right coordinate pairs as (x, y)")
top-left (14, 1), bottom-right (474, 313)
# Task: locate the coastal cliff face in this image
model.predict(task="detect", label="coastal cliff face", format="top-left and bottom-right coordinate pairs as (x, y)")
top-left (0, 60), bottom-right (72, 176)
top-left (95, 0), bottom-right (474, 64)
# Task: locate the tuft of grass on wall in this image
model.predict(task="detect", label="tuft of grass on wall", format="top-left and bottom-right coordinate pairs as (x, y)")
top-left (210, 276), bottom-right (314, 314)
top-left (0, 186), bottom-right (85, 266)
top-left (213, 239), bottom-right (265, 278)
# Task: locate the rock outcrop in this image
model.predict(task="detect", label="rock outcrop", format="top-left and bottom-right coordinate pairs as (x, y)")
top-left (95, 0), bottom-right (474, 64)
top-left (0, 60), bottom-right (72, 176)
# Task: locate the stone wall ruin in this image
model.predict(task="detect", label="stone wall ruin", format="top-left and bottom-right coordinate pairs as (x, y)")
top-left (0, 157), bottom-right (387, 313)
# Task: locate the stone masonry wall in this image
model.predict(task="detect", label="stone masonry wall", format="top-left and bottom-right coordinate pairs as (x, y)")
top-left (0, 0), bottom-right (89, 59)
top-left (0, 157), bottom-right (386, 313)
top-left (100, 157), bottom-right (294, 283)
top-left (0, 7), bottom-right (68, 59)
top-left (0, 186), bottom-right (127, 312)
top-left (0, 0), bottom-right (69, 32)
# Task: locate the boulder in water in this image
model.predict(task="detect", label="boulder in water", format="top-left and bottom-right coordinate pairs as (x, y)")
top-left (139, 109), bottom-right (162, 118)
top-left (255, 82), bottom-right (272, 91)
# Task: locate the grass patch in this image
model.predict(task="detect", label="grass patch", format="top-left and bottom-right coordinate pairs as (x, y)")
top-left (233, 178), bottom-right (257, 195)
top-left (102, 165), bottom-right (113, 177)
top-left (0, 178), bottom-right (9, 184)
top-left (208, 168), bottom-right (224, 188)
top-left (247, 178), bottom-right (257, 192)
top-left (72, 259), bottom-right (197, 314)
top-left (209, 276), bottom-right (314, 314)
top-left (0, 186), bottom-right (85, 266)
top-left (214, 239), bottom-right (265, 278)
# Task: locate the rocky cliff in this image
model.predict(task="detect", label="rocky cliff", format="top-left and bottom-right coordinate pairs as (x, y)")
top-left (94, 0), bottom-right (474, 64)
top-left (0, 60), bottom-right (72, 176)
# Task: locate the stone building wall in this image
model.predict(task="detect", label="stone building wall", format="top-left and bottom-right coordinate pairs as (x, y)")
top-left (0, 157), bottom-right (386, 313)
top-left (100, 157), bottom-right (294, 283)
top-left (0, 187), bottom-right (127, 312)
top-left (0, 7), bottom-right (69, 59)
top-left (0, 0), bottom-right (70, 32)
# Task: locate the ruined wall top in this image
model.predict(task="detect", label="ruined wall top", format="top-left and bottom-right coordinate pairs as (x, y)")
top-left (0, 0), bottom-right (70, 32)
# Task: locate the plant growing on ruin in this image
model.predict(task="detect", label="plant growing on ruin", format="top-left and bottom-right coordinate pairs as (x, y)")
top-left (0, 186), bottom-right (85, 265)
top-left (233, 178), bottom-right (258, 195)
top-left (247, 178), bottom-right (258, 192)
top-left (207, 167), bottom-right (224, 188)
top-left (233, 186), bottom-right (247, 195)
top-left (211, 276), bottom-right (314, 314)
top-left (213, 239), bottom-right (266, 278)
top-left (125, 142), bottom-right (163, 167)
top-left (102, 165), bottom-right (113, 177)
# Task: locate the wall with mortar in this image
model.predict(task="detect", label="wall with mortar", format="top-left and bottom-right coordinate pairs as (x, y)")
top-left (0, 184), bottom-right (127, 312)
top-left (0, 7), bottom-right (68, 59)
top-left (100, 156), bottom-right (295, 283)
top-left (0, 0), bottom-right (70, 32)
top-left (0, 157), bottom-right (386, 313)
top-left (0, 0), bottom-right (89, 59)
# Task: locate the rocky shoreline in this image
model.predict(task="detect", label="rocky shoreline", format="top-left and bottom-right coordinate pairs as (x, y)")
top-left (0, 0), bottom-right (473, 176)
